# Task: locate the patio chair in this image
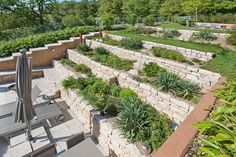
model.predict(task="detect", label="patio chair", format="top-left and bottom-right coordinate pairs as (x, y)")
top-left (23, 143), bottom-right (57, 157)
top-left (66, 132), bottom-right (85, 150)
top-left (0, 85), bottom-right (50, 119)
top-left (0, 102), bottom-right (64, 142)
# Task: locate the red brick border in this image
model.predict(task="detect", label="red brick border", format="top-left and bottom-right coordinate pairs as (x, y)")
top-left (152, 77), bottom-right (227, 157)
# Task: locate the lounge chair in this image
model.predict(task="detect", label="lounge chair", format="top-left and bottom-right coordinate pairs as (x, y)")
top-left (66, 132), bottom-right (85, 150)
top-left (0, 85), bottom-right (49, 119)
top-left (23, 143), bottom-right (57, 157)
top-left (0, 103), bottom-right (64, 142)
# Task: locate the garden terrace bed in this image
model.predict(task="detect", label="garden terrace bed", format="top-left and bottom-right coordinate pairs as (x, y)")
top-left (104, 33), bottom-right (215, 62)
top-left (85, 39), bottom-right (221, 91)
top-left (67, 49), bottom-right (194, 124)
top-left (76, 45), bottom-right (134, 71)
top-left (53, 60), bottom-right (173, 156)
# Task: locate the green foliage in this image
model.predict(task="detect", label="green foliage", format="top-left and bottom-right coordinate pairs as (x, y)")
top-left (154, 72), bottom-right (200, 101)
top-left (117, 97), bottom-right (172, 149)
top-left (95, 47), bottom-right (110, 55)
top-left (134, 26), bottom-right (156, 35)
top-left (152, 47), bottom-right (186, 63)
top-left (117, 98), bottom-right (152, 141)
top-left (101, 13), bottom-right (115, 30)
top-left (142, 62), bottom-right (166, 77)
top-left (62, 14), bottom-right (82, 27)
top-left (227, 33), bottom-right (236, 46)
top-left (62, 76), bottom-right (89, 90)
top-left (77, 43), bottom-right (91, 52)
top-left (60, 59), bottom-right (76, 67)
top-left (87, 78), bottom-right (110, 95)
top-left (193, 31), bottom-right (217, 41)
top-left (0, 26), bottom-right (98, 57)
top-left (110, 84), bottom-right (122, 97)
top-left (119, 88), bottom-right (138, 100)
top-left (144, 15), bottom-right (155, 26)
top-left (163, 30), bottom-right (181, 38)
top-left (195, 81), bottom-right (236, 157)
top-left (73, 64), bottom-right (93, 76)
top-left (120, 37), bottom-right (143, 50)
top-left (126, 13), bottom-right (137, 26)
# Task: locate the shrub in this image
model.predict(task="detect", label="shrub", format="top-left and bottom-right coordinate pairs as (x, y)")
top-left (163, 30), bottom-right (181, 38)
top-left (126, 13), bottom-right (137, 26)
top-left (77, 43), bottom-right (90, 52)
top-left (62, 76), bottom-right (89, 90)
top-left (95, 47), bottom-right (110, 55)
top-left (154, 72), bottom-right (200, 101)
top-left (119, 88), bottom-right (138, 100)
top-left (73, 64), bottom-right (93, 76)
top-left (152, 47), bottom-right (185, 63)
top-left (60, 59), bottom-right (76, 67)
top-left (193, 31), bottom-right (217, 41)
top-left (95, 96), bottom-right (119, 116)
top-left (110, 84), bottom-right (122, 97)
top-left (120, 37), bottom-right (143, 50)
top-left (145, 15), bottom-right (155, 26)
top-left (0, 26), bottom-right (98, 57)
top-left (101, 13), bottom-right (115, 30)
top-left (87, 79), bottom-right (110, 95)
top-left (227, 33), bottom-right (236, 46)
top-left (135, 26), bottom-right (156, 35)
top-left (117, 98), bottom-right (151, 141)
top-left (142, 62), bottom-right (166, 77)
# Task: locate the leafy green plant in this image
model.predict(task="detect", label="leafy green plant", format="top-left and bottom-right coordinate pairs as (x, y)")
top-left (119, 88), bottom-right (138, 100)
top-left (62, 76), bottom-right (89, 90)
top-left (110, 84), bottom-right (122, 97)
top-left (141, 62), bottom-right (166, 77)
top-left (227, 33), bottom-right (236, 46)
top-left (163, 30), bottom-right (181, 38)
top-left (95, 47), bottom-right (110, 55)
top-left (87, 78), bottom-right (110, 95)
top-left (73, 64), bottom-right (93, 76)
top-left (117, 98), bottom-right (151, 141)
top-left (120, 37), bottom-right (143, 50)
top-left (193, 31), bottom-right (217, 41)
top-left (0, 26), bottom-right (98, 57)
top-left (152, 47), bottom-right (186, 63)
top-left (195, 81), bottom-right (236, 157)
top-left (60, 59), bottom-right (76, 67)
top-left (77, 43), bottom-right (90, 52)
top-left (135, 26), bottom-right (156, 35)
top-left (154, 72), bottom-right (200, 102)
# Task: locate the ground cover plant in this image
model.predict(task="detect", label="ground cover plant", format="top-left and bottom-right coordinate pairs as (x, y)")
top-left (138, 62), bottom-right (200, 103)
top-left (120, 37), bottom-right (143, 50)
top-left (108, 27), bottom-right (236, 80)
top-left (76, 45), bottom-right (134, 71)
top-left (60, 59), bottom-right (93, 77)
top-left (191, 31), bottom-right (217, 41)
top-left (163, 30), bottom-right (181, 38)
top-left (151, 47), bottom-right (186, 63)
top-left (62, 75), bottom-right (172, 150)
top-left (227, 33), bottom-right (236, 46)
top-left (0, 26), bottom-right (99, 57)
top-left (195, 81), bottom-right (236, 156)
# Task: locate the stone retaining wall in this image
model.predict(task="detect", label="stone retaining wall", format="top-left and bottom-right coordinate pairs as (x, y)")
top-left (195, 22), bottom-right (236, 30)
top-left (67, 49), bottom-right (194, 124)
top-left (104, 33), bottom-right (214, 61)
top-left (85, 39), bottom-right (221, 90)
top-left (53, 60), bottom-right (145, 157)
top-left (0, 70), bottom-right (44, 84)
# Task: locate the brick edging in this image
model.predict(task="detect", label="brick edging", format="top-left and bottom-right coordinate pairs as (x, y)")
top-left (152, 77), bottom-right (227, 157)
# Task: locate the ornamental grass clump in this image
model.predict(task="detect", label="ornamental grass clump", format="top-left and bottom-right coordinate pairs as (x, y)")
top-left (193, 31), bottom-right (217, 41)
top-left (163, 30), bottom-right (181, 38)
top-left (120, 37), bottom-right (143, 50)
top-left (154, 72), bottom-right (200, 102)
top-left (142, 62), bottom-right (166, 77)
top-left (77, 43), bottom-right (91, 52)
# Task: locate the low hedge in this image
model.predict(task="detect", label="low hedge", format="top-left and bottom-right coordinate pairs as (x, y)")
top-left (0, 26), bottom-right (99, 57)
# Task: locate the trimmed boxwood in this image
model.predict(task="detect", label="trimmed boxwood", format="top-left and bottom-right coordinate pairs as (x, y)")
top-left (0, 26), bottom-right (99, 57)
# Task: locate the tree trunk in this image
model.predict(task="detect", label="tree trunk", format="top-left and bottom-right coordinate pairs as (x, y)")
top-left (37, 0), bottom-right (45, 32)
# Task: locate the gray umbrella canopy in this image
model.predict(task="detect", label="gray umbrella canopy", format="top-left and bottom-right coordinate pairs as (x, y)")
top-left (13, 51), bottom-right (36, 123)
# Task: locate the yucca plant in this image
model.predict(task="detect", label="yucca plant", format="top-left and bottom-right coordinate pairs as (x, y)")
top-left (154, 72), bottom-right (180, 93)
top-left (95, 47), bottom-right (110, 55)
top-left (117, 97), bottom-right (151, 141)
top-left (120, 37), bottom-right (143, 50)
top-left (77, 43), bottom-right (90, 52)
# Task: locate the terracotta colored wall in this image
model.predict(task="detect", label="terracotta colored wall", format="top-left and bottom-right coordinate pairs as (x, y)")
top-left (152, 77), bottom-right (226, 157)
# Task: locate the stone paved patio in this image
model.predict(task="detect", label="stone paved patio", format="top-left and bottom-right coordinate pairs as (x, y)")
top-left (0, 67), bottom-right (107, 157)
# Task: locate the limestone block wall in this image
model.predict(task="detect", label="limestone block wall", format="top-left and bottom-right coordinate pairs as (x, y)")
top-left (195, 22), bottom-right (236, 30)
top-left (53, 61), bottom-right (145, 157)
top-left (86, 39), bottom-right (221, 90)
top-left (67, 49), bottom-right (194, 124)
top-left (104, 33), bottom-right (214, 61)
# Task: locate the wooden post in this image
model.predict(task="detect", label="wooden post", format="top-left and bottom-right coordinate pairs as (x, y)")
top-left (99, 28), bottom-right (102, 37)
top-left (80, 33), bottom-right (83, 44)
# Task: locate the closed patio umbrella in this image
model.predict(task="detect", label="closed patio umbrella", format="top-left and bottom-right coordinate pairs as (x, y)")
top-left (13, 49), bottom-right (36, 141)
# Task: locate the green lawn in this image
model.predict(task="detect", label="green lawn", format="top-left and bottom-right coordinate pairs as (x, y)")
top-left (107, 28), bottom-right (236, 80)
top-left (160, 23), bottom-right (236, 34)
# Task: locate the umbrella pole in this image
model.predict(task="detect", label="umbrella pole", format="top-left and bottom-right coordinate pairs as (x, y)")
top-left (26, 120), bottom-right (33, 141)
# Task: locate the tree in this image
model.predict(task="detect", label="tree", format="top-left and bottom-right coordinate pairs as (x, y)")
top-left (159, 0), bottom-right (183, 16)
top-left (123, 0), bottom-right (150, 18)
top-left (148, 0), bottom-right (165, 16)
top-left (98, 0), bottom-right (123, 18)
